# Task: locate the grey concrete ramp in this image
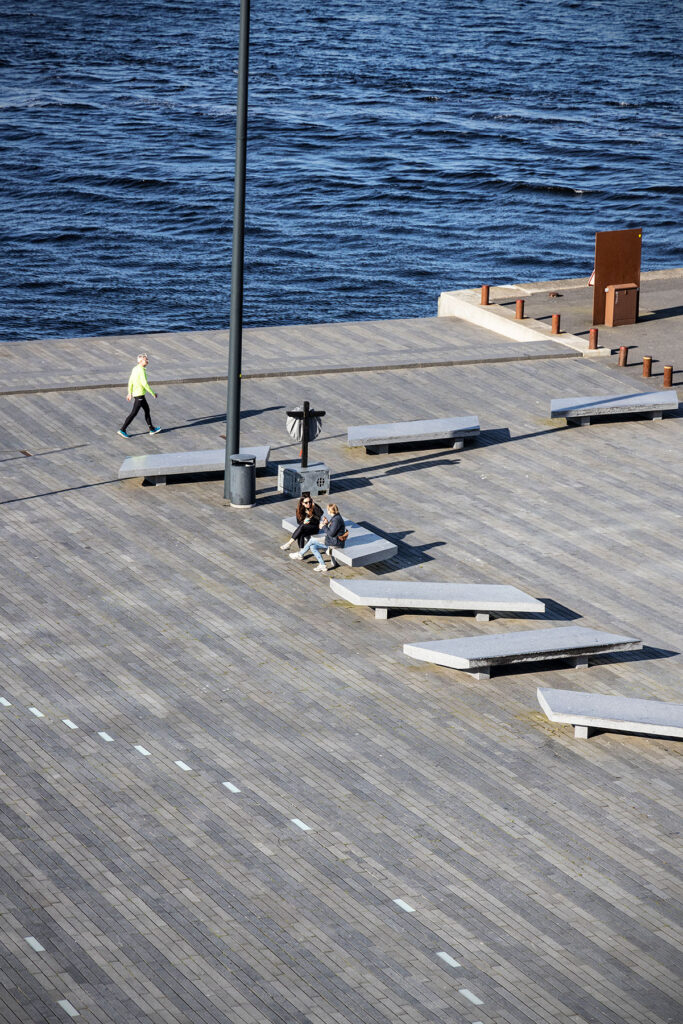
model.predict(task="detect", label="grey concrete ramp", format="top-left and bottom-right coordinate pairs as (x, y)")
top-left (551, 390), bottom-right (678, 424)
top-left (282, 516), bottom-right (397, 568)
top-left (347, 415), bottom-right (479, 453)
top-left (403, 626), bottom-right (642, 679)
top-left (329, 580), bottom-right (544, 620)
top-left (119, 445), bottom-right (270, 485)
top-left (538, 687), bottom-right (683, 740)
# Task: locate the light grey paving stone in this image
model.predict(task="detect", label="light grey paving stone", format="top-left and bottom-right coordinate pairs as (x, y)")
top-left (329, 580), bottom-right (544, 620)
top-left (347, 415), bottom-right (480, 453)
top-left (537, 687), bottom-right (683, 740)
top-left (404, 627), bottom-right (642, 679)
top-left (118, 446), bottom-right (270, 484)
top-left (550, 390), bottom-right (679, 424)
top-left (281, 517), bottom-right (397, 568)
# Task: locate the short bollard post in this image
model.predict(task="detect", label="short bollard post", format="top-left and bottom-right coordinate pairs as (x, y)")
top-left (515, 298), bottom-right (524, 320)
top-left (481, 284), bottom-right (490, 306)
top-left (663, 365), bottom-right (673, 388)
top-left (551, 313), bottom-right (560, 335)
top-left (642, 356), bottom-right (652, 378)
top-left (618, 346), bottom-right (628, 367)
top-left (588, 327), bottom-right (598, 350)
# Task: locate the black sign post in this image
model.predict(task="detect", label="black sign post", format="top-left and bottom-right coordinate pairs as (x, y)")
top-left (285, 400), bottom-right (326, 468)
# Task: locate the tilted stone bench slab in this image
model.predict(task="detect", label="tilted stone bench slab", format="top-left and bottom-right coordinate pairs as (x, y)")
top-left (329, 580), bottom-right (544, 620)
top-left (538, 687), bottom-right (683, 740)
top-left (119, 446), bottom-right (270, 485)
top-left (403, 626), bottom-right (641, 680)
top-left (550, 390), bottom-right (678, 426)
top-left (282, 516), bottom-right (397, 568)
top-left (347, 416), bottom-right (480, 454)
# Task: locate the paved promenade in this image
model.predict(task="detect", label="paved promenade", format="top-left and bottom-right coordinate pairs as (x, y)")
top-left (0, 311), bottom-right (681, 1024)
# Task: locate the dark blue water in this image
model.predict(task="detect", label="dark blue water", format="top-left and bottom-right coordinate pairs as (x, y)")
top-left (1, 0), bottom-right (681, 342)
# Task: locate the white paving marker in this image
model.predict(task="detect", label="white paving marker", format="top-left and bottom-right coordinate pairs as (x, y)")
top-left (459, 988), bottom-right (483, 1005)
top-left (62, 719), bottom-right (78, 730)
top-left (134, 745), bottom-right (151, 756)
top-left (57, 999), bottom-right (79, 1017)
top-left (222, 781), bottom-right (240, 793)
top-left (98, 732), bottom-right (114, 742)
top-left (28, 707), bottom-right (44, 718)
top-left (0, 697), bottom-right (11, 707)
top-left (393, 899), bottom-right (416, 913)
top-left (436, 951), bottom-right (461, 968)
top-left (290, 818), bottom-right (311, 831)
top-left (175, 761), bottom-right (192, 772)
top-left (25, 936), bottom-right (45, 952)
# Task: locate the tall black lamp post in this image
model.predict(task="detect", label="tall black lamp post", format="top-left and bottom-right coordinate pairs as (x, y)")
top-left (224, 0), bottom-right (251, 500)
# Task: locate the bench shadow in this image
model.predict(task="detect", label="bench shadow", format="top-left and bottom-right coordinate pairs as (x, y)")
top-left (577, 728), bottom-right (682, 743)
top-left (598, 645), bottom-right (678, 664)
top-left (351, 523), bottom-right (447, 571)
top-left (478, 425), bottom-right (569, 447)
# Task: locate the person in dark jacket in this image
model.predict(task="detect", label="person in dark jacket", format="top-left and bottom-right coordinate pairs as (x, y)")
top-left (280, 494), bottom-right (323, 551)
top-left (290, 502), bottom-right (345, 573)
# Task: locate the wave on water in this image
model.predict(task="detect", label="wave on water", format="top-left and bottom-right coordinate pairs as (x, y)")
top-left (0, 0), bottom-right (681, 341)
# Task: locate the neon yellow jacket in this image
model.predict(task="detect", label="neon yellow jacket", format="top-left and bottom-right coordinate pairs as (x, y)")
top-left (128, 364), bottom-right (156, 398)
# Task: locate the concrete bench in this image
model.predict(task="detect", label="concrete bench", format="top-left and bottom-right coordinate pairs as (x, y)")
top-left (538, 687), bottom-right (683, 740)
top-left (347, 416), bottom-right (480, 454)
top-left (281, 516), bottom-right (397, 568)
top-left (403, 626), bottom-right (641, 680)
top-left (329, 580), bottom-right (545, 621)
top-left (550, 390), bottom-right (678, 426)
top-left (119, 446), bottom-right (270, 485)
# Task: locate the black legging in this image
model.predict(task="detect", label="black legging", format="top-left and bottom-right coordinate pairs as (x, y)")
top-left (122, 395), bottom-right (153, 431)
top-left (291, 521), bottom-right (320, 549)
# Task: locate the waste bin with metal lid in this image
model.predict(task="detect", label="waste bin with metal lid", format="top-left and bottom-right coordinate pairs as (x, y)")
top-left (230, 454), bottom-right (256, 508)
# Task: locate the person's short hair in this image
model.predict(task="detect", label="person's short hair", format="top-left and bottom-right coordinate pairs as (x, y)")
top-left (328, 503), bottom-right (339, 514)
top-left (137, 352), bottom-right (148, 361)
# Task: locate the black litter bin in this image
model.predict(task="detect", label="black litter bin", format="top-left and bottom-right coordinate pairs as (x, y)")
top-left (230, 455), bottom-right (256, 508)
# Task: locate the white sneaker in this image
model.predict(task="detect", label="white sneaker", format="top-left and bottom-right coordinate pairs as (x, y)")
top-left (289, 552), bottom-right (304, 560)
top-left (280, 542), bottom-right (292, 550)
top-left (313, 564), bottom-right (328, 573)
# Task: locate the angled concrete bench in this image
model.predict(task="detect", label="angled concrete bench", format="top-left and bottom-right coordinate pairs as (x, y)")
top-left (119, 446), bottom-right (270, 486)
top-left (281, 517), bottom-right (397, 568)
top-left (347, 415), bottom-right (480, 454)
top-left (550, 389), bottom-right (678, 426)
top-left (330, 580), bottom-right (544, 621)
top-left (538, 687), bottom-right (683, 740)
top-left (403, 626), bottom-right (641, 680)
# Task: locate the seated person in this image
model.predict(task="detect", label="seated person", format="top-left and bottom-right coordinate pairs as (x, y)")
top-left (280, 494), bottom-right (323, 551)
top-left (289, 503), bottom-right (346, 573)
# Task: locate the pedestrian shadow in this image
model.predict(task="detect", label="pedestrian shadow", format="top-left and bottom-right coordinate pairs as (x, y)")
top-left (171, 405), bottom-right (285, 432)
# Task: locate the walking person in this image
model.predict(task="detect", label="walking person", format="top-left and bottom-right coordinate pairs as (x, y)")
top-left (118, 353), bottom-right (162, 438)
top-left (290, 502), bottom-right (347, 573)
top-left (280, 494), bottom-right (323, 551)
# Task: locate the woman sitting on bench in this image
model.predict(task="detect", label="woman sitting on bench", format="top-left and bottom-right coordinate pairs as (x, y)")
top-left (280, 494), bottom-right (323, 551)
top-left (290, 503), bottom-right (346, 573)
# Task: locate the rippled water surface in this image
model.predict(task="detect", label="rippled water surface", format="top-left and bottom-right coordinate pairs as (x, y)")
top-left (1, 0), bottom-right (681, 342)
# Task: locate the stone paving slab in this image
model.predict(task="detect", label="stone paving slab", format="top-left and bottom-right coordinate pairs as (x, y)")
top-left (0, 341), bottom-right (681, 1024)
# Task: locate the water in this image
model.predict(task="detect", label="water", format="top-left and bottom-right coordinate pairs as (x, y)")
top-left (1, 0), bottom-right (681, 343)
